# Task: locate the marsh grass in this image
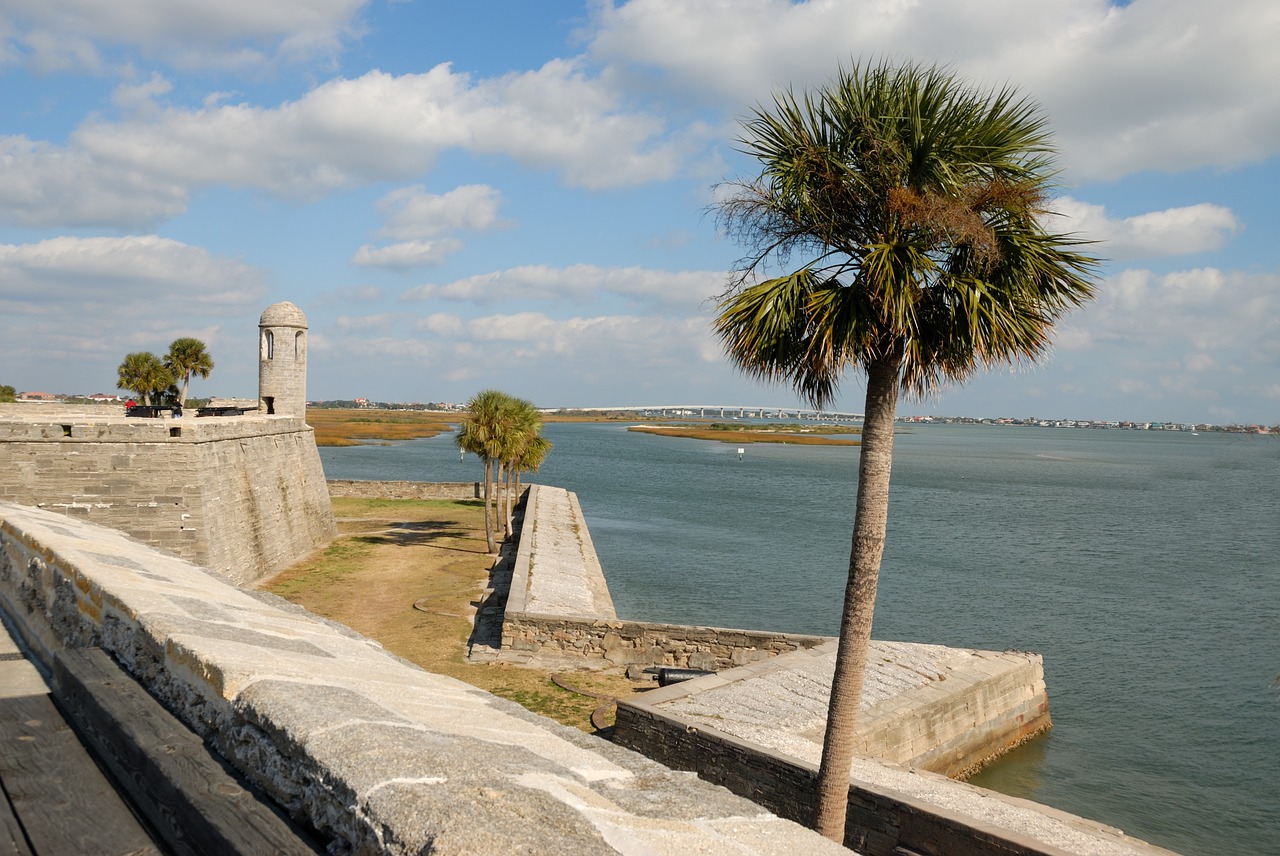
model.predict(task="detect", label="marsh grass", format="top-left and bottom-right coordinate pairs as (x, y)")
top-left (306, 408), bottom-right (455, 446)
top-left (629, 422), bottom-right (860, 445)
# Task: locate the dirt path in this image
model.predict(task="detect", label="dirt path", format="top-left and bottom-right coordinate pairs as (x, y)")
top-left (262, 496), bottom-right (646, 731)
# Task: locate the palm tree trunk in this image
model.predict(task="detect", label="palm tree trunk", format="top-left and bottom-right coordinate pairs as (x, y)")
top-left (494, 460), bottom-right (506, 541)
top-left (503, 462), bottom-right (514, 539)
top-left (482, 457), bottom-right (496, 554)
top-left (814, 352), bottom-right (901, 842)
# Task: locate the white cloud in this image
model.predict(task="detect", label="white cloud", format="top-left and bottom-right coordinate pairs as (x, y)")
top-left (74, 63), bottom-right (684, 193)
top-left (0, 235), bottom-right (266, 308)
top-left (375, 184), bottom-right (503, 241)
top-left (585, 0), bottom-right (1280, 181)
top-left (401, 264), bottom-right (723, 308)
top-left (2, 63), bottom-right (689, 227)
top-left (1, 0), bottom-right (368, 70)
top-left (0, 235), bottom-right (269, 395)
top-left (340, 310), bottom-right (721, 400)
top-left (334, 313), bottom-right (397, 332)
top-left (111, 72), bottom-right (174, 115)
top-left (350, 239), bottom-right (463, 270)
top-left (1062, 267), bottom-right (1280, 411)
top-left (1054, 198), bottom-right (1240, 261)
top-left (0, 135), bottom-right (190, 228)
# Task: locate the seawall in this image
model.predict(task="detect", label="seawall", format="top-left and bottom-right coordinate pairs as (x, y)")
top-left (0, 499), bottom-right (845, 855)
top-left (0, 405), bottom-right (334, 586)
top-left (508, 481), bottom-right (1175, 856)
top-left (327, 479), bottom-right (481, 500)
top-left (502, 483), bottom-right (829, 669)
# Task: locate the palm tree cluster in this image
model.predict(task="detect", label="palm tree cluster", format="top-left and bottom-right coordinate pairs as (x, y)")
top-left (455, 390), bottom-right (552, 554)
top-left (117, 339), bottom-right (214, 407)
top-left (713, 59), bottom-right (1099, 841)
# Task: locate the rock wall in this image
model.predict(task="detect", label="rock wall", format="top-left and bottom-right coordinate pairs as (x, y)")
top-left (503, 614), bottom-right (829, 671)
top-left (502, 483), bottom-right (827, 669)
top-left (0, 410), bottom-right (334, 586)
top-left (0, 501), bottom-right (846, 856)
top-left (327, 480), bottom-right (481, 500)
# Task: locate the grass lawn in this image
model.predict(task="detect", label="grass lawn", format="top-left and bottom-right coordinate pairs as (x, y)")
top-left (262, 495), bottom-right (644, 732)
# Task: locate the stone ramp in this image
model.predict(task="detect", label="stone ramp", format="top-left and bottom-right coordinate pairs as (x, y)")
top-left (0, 500), bottom-right (847, 856)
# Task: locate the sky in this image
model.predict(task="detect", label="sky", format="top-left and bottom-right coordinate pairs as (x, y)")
top-left (2, 0), bottom-right (1277, 424)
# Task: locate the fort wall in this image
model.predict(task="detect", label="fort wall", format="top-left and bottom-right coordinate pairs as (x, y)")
top-left (0, 409), bottom-right (335, 587)
top-left (0, 500), bottom-right (844, 855)
top-left (500, 483), bottom-right (827, 669)
top-left (327, 479), bottom-right (481, 500)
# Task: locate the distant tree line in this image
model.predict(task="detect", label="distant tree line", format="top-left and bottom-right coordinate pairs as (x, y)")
top-left (0, 384), bottom-right (15, 403)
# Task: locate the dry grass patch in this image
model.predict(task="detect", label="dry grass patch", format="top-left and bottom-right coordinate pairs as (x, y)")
top-left (263, 496), bottom-right (647, 732)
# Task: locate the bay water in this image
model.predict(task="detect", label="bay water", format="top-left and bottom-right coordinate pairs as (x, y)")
top-left (320, 422), bottom-right (1280, 855)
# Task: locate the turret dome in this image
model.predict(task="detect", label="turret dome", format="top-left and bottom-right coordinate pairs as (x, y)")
top-left (259, 301), bottom-right (308, 329)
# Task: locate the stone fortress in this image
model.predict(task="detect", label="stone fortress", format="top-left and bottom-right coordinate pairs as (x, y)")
top-left (0, 302), bottom-right (335, 587)
top-left (0, 303), bottom-right (1178, 854)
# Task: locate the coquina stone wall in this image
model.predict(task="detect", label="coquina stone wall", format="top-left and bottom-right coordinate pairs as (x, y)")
top-left (501, 483), bottom-right (828, 670)
top-left (327, 480), bottom-right (481, 500)
top-left (0, 408), bottom-right (334, 586)
top-left (0, 500), bottom-right (845, 856)
top-left (503, 614), bottom-right (828, 671)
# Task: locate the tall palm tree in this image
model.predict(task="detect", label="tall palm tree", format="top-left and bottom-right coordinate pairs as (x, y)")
top-left (456, 389), bottom-right (516, 554)
top-left (117, 352), bottom-right (175, 406)
top-left (165, 338), bottom-right (214, 407)
top-left (499, 398), bottom-right (546, 538)
top-left (713, 60), bottom-right (1099, 842)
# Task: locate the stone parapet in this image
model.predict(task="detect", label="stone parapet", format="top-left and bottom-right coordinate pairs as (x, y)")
top-left (0, 413), bottom-right (308, 443)
top-left (0, 501), bottom-right (848, 856)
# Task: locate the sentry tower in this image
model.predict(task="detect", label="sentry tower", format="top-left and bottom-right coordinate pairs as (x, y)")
top-left (258, 301), bottom-right (308, 416)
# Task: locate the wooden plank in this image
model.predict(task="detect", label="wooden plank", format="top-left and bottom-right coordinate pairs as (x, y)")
top-left (51, 647), bottom-right (323, 856)
top-left (0, 785), bottom-right (36, 856)
top-left (0, 693), bottom-right (160, 856)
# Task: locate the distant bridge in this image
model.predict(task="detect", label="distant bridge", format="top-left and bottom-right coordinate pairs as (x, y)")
top-left (546, 405), bottom-right (864, 422)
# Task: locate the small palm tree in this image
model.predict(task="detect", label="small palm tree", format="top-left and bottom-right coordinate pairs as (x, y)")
top-left (117, 352), bottom-right (175, 406)
top-left (713, 60), bottom-right (1100, 841)
top-left (165, 338), bottom-right (214, 407)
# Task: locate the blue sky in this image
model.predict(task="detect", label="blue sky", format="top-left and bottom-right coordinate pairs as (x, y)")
top-left (2, 0), bottom-right (1277, 424)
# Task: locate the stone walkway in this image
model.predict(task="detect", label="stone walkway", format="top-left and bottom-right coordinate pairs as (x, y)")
top-left (523, 486), bottom-right (616, 619)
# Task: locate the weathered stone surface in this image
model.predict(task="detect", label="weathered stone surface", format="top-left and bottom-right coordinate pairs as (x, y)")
top-left (0, 501), bottom-right (848, 856)
top-left (327, 480), bottom-right (480, 501)
top-left (502, 484), bottom-right (827, 670)
top-left (0, 405), bottom-right (335, 586)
